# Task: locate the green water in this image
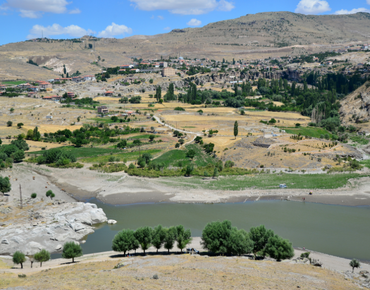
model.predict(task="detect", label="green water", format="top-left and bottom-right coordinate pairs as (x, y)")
top-left (81, 200), bottom-right (370, 261)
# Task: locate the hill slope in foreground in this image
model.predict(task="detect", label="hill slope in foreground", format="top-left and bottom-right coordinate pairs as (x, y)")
top-left (1, 12), bottom-right (370, 81)
top-left (0, 254), bottom-right (361, 290)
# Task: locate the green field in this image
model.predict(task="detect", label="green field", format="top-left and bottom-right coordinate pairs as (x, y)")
top-left (152, 144), bottom-right (216, 167)
top-left (1, 80), bottom-right (25, 86)
top-left (350, 136), bottom-right (369, 145)
top-left (158, 173), bottom-right (367, 191)
top-left (281, 127), bottom-right (333, 138)
top-left (27, 146), bottom-right (123, 158)
top-left (360, 160), bottom-right (370, 169)
top-left (81, 149), bottom-right (161, 163)
top-left (129, 134), bottom-right (154, 140)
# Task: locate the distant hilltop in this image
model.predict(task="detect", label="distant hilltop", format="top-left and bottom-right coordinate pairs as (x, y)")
top-left (1, 11), bottom-right (370, 80)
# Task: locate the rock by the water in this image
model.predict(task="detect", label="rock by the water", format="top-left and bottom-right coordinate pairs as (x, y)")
top-left (0, 202), bottom-right (107, 255)
top-left (107, 219), bottom-right (117, 225)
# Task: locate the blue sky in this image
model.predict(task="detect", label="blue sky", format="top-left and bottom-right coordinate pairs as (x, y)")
top-left (0, 0), bottom-right (369, 45)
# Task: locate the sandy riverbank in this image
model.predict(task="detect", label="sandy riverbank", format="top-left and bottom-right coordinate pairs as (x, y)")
top-left (2, 164), bottom-right (370, 207)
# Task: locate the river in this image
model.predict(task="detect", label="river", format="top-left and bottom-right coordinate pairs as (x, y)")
top-left (80, 200), bottom-right (370, 261)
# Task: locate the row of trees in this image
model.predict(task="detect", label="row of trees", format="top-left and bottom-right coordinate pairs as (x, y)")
top-left (112, 225), bottom-right (192, 255)
top-left (12, 242), bottom-right (83, 269)
top-left (112, 222), bottom-right (294, 261)
top-left (42, 125), bottom-right (140, 147)
top-left (201, 222), bottom-right (294, 260)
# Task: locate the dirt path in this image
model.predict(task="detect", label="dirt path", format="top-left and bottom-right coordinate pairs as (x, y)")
top-left (1, 238), bottom-right (369, 276)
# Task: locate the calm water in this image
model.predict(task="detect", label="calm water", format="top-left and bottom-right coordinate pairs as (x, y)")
top-left (80, 200), bottom-right (370, 261)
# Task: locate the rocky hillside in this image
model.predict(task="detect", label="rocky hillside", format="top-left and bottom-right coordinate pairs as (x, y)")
top-left (0, 201), bottom-right (107, 255)
top-left (1, 12), bottom-right (370, 81)
top-left (340, 81), bottom-right (370, 133)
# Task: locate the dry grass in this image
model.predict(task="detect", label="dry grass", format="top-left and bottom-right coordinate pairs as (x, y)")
top-left (0, 255), bottom-right (358, 290)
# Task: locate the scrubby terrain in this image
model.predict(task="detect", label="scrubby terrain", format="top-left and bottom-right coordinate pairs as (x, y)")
top-left (0, 254), bottom-right (363, 290)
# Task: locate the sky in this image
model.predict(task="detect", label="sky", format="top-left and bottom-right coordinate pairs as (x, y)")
top-left (0, 0), bottom-right (370, 45)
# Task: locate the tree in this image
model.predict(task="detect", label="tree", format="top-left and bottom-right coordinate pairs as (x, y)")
top-left (194, 136), bottom-right (203, 143)
top-left (33, 127), bottom-right (41, 141)
top-left (264, 235), bottom-right (294, 261)
top-left (13, 251), bottom-right (26, 269)
top-left (213, 167), bottom-right (218, 178)
top-left (141, 153), bottom-right (152, 164)
top-left (12, 150), bottom-right (25, 163)
top-left (152, 225), bottom-right (166, 253)
top-left (350, 259), bottom-right (360, 273)
top-left (17, 123), bottom-right (24, 129)
top-left (34, 249), bottom-right (50, 267)
top-left (26, 129), bottom-right (33, 140)
top-left (185, 164), bottom-right (194, 176)
top-left (186, 149), bottom-right (196, 159)
top-left (0, 176), bottom-right (11, 195)
top-left (164, 227), bottom-right (177, 253)
top-left (201, 220), bottom-right (232, 255)
top-left (149, 135), bottom-right (155, 142)
top-left (46, 190), bottom-right (55, 199)
top-left (112, 229), bottom-right (137, 255)
top-left (201, 220), bottom-right (253, 256)
top-left (137, 157), bottom-right (146, 168)
top-left (62, 242), bottom-right (83, 263)
top-left (228, 229), bottom-right (254, 256)
top-left (134, 227), bottom-right (153, 255)
top-left (119, 97), bottom-right (129, 103)
top-left (7, 121), bottom-right (12, 127)
top-left (155, 86), bottom-right (162, 102)
top-left (175, 225), bottom-right (192, 253)
top-left (249, 225), bottom-right (275, 259)
top-left (117, 140), bottom-right (127, 149)
top-left (133, 139), bottom-right (142, 146)
top-left (234, 121), bottom-right (238, 139)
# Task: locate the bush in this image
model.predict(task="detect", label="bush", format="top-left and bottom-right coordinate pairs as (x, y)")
top-left (201, 220), bottom-right (253, 256)
top-left (31, 193), bottom-right (37, 199)
top-left (264, 235), bottom-right (294, 261)
top-left (174, 107), bottom-right (185, 111)
top-left (300, 252), bottom-right (310, 258)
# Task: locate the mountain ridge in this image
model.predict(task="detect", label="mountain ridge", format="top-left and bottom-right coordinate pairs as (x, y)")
top-left (1, 11), bottom-right (370, 81)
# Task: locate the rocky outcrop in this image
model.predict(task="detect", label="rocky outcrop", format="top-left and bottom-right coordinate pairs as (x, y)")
top-left (0, 202), bottom-right (107, 255)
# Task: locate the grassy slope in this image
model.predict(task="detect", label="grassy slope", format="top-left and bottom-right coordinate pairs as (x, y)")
top-left (350, 136), bottom-right (369, 145)
top-left (152, 144), bottom-right (216, 167)
top-left (1, 80), bottom-right (25, 85)
top-left (158, 173), bottom-right (366, 190)
top-left (27, 146), bottom-right (162, 163)
top-left (28, 146), bottom-right (123, 158)
top-left (80, 149), bottom-right (161, 163)
top-left (0, 255), bottom-right (353, 290)
top-left (281, 127), bottom-right (333, 138)
top-left (360, 160), bottom-right (370, 169)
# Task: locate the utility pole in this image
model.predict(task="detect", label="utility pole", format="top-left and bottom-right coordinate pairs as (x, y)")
top-left (19, 184), bottom-right (22, 209)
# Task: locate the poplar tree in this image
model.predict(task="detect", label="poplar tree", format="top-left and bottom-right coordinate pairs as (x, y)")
top-left (234, 121), bottom-right (238, 139)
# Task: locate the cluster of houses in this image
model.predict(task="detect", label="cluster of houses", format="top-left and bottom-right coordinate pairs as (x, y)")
top-left (97, 106), bottom-right (136, 117)
top-left (50, 75), bottom-right (96, 83)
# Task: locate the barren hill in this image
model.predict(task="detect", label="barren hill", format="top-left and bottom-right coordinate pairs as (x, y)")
top-left (1, 12), bottom-right (370, 81)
